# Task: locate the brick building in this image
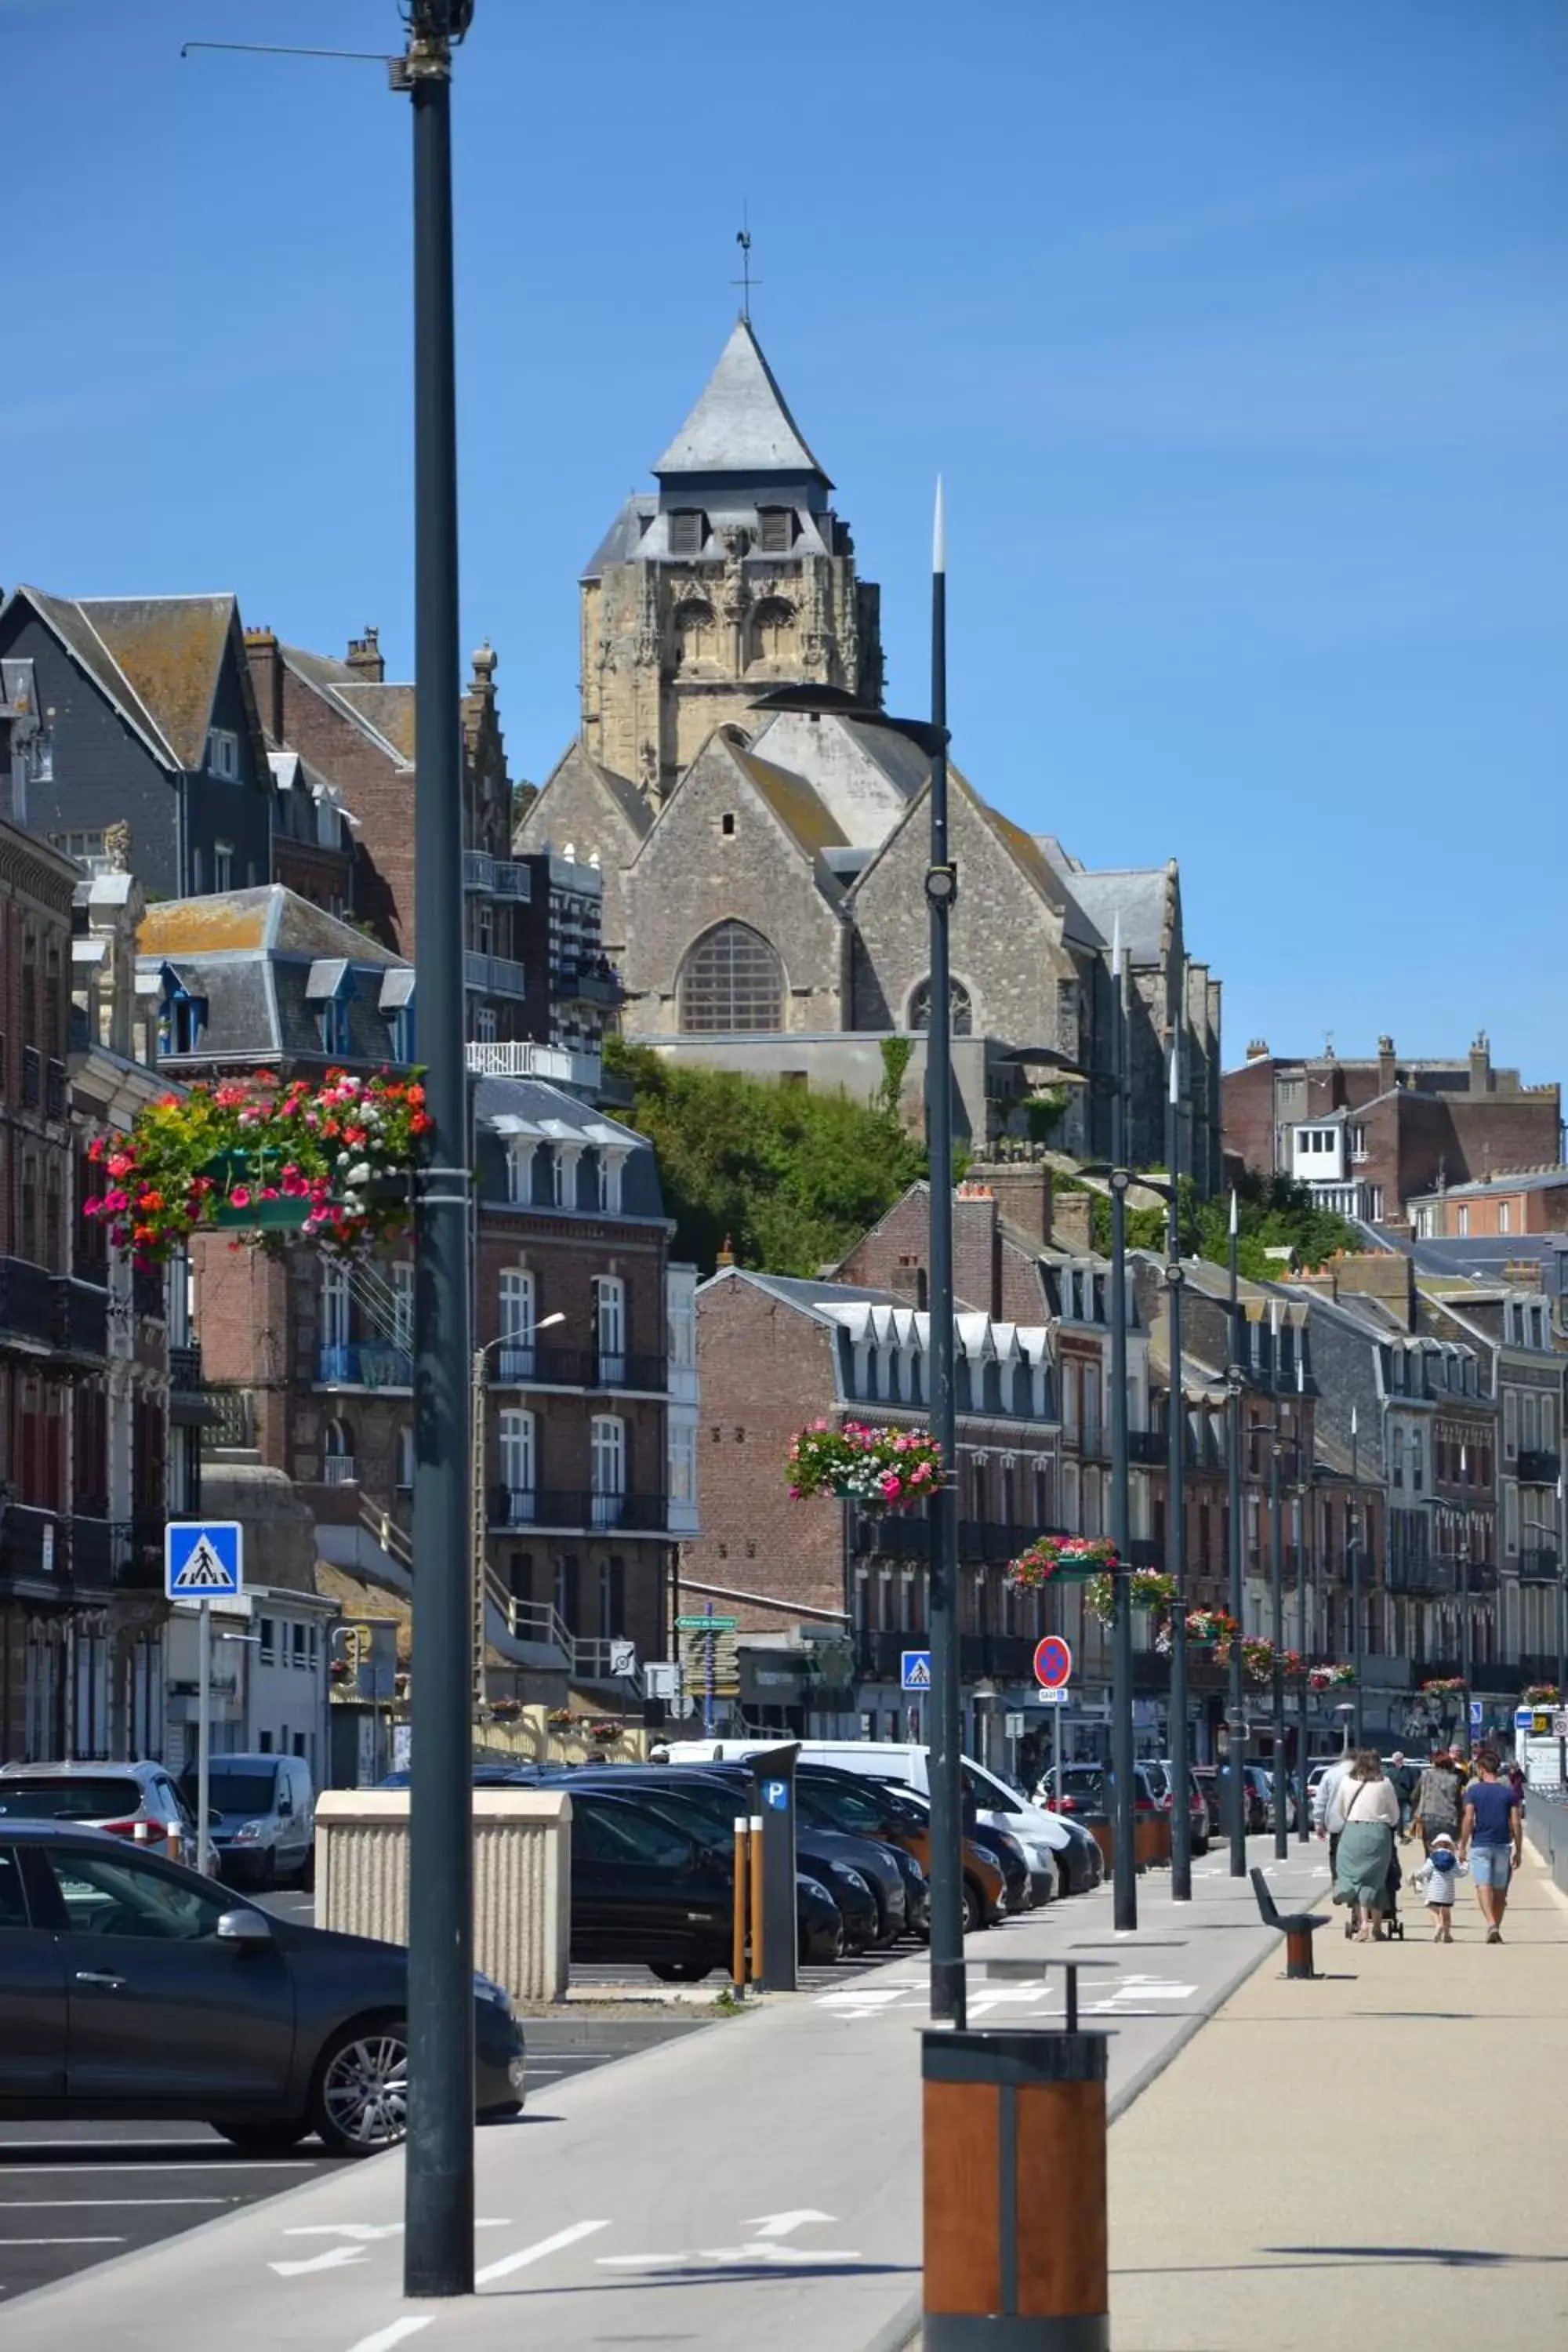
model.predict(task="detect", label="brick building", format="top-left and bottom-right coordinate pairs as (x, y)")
top-left (1224, 1033), bottom-right (1562, 1221)
top-left (1408, 1167), bottom-right (1568, 1242)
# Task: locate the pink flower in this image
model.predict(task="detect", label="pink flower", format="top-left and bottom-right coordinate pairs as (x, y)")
top-left (878, 1469), bottom-right (902, 1497)
top-left (103, 1189), bottom-right (129, 1214)
top-left (230, 1185), bottom-right (252, 1208)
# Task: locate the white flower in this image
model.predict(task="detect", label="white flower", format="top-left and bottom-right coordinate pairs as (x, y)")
top-left (346, 1161), bottom-right (372, 1185)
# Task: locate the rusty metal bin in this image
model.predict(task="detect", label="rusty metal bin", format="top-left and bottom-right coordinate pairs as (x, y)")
top-left (923, 2024), bottom-right (1109, 2351)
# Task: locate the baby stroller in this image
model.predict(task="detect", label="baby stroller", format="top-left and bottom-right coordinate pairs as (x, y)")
top-left (1343, 1840), bottom-right (1404, 1940)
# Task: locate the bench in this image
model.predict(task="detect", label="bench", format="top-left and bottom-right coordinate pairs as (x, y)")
top-left (1250, 1866), bottom-right (1329, 1980)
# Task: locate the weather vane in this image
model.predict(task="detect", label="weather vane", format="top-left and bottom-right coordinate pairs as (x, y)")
top-left (732, 209), bottom-right (760, 324)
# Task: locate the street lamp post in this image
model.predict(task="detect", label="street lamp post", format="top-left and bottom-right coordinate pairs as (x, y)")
top-left (401, 0), bottom-right (477, 2301)
top-left (924, 483), bottom-right (964, 2030)
top-left (1165, 1037), bottom-right (1191, 1903)
top-left (1458, 1443), bottom-right (1472, 1744)
top-left (1296, 1468), bottom-right (1312, 1845)
top-left (1225, 1195), bottom-right (1247, 1876)
top-left (1269, 1421), bottom-right (1287, 1860)
top-left (470, 1313), bottom-right (567, 1712)
top-left (1349, 1406), bottom-right (1363, 1751)
top-left (1108, 925), bottom-right (1136, 1935)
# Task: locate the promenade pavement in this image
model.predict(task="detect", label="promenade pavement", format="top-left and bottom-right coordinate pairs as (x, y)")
top-left (2, 1838), bottom-right (1321, 2352)
top-left (1109, 1838), bottom-right (1568, 2350)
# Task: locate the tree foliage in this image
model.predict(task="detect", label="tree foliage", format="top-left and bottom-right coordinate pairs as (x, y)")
top-left (1082, 1167), bottom-right (1361, 1275)
top-left (605, 1040), bottom-right (927, 1276)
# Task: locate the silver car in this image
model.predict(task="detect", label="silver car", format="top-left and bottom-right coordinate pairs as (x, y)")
top-left (0, 1760), bottom-right (199, 1861)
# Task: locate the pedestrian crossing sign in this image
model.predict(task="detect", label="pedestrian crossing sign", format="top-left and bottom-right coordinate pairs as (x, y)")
top-left (902, 1650), bottom-right (932, 1691)
top-left (165, 1520), bottom-right (244, 1599)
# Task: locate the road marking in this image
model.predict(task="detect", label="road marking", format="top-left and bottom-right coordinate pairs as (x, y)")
top-left (475, 2218), bottom-right (611, 2285)
top-left (0, 2196), bottom-right (237, 2209)
top-left (0, 2235), bottom-right (128, 2247)
top-left (599, 2211), bottom-right (862, 2270)
top-left (745, 2209), bottom-right (836, 2237)
top-left (271, 2245), bottom-right (370, 2277)
top-left (0, 2160), bottom-right (318, 2175)
top-left (343, 2323), bottom-right (432, 2352)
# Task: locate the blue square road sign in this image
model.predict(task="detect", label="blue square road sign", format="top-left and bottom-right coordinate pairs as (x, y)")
top-left (165, 1520), bottom-right (244, 1600)
top-left (902, 1650), bottom-right (932, 1692)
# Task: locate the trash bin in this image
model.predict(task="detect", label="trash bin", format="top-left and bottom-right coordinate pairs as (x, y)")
top-left (923, 2024), bottom-right (1109, 2350)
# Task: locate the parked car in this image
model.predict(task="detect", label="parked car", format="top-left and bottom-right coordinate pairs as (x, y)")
top-left (0, 1823), bottom-right (521, 2152)
top-left (181, 1753), bottom-right (314, 1891)
top-left (1149, 1759), bottom-right (1213, 1856)
top-left (1244, 1761), bottom-right (1300, 1832)
top-left (0, 1762), bottom-right (198, 1857)
top-left (793, 1766), bottom-right (1007, 1932)
top-left (797, 1871), bottom-right (846, 1965)
top-left (1045, 1810), bottom-right (1105, 1893)
top-left (546, 1766), bottom-right (908, 1948)
top-left (875, 1784), bottom-right (1047, 1910)
top-left (792, 1777), bottom-right (931, 1933)
top-left (1036, 1762), bottom-right (1164, 1819)
top-left (1194, 1764), bottom-right (1266, 1836)
top-left (565, 1788), bottom-right (734, 1981)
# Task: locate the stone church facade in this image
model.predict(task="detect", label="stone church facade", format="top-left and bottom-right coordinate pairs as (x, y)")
top-left (517, 318), bottom-right (1223, 1186)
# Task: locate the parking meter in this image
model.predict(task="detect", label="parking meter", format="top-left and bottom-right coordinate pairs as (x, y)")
top-left (747, 1741), bottom-right (799, 1992)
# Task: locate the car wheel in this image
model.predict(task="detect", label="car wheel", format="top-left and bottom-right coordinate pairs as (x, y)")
top-left (310, 2020), bottom-right (408, 2157)
top-left (962, 1878), bottom-right (984, 1935)
top-left (209, 2118), bottom-right (310, 2155)
top-left (1192, 1835), bottom-right (1210, 1857)
top-left (648, 1958), bottom-right (714, 1983)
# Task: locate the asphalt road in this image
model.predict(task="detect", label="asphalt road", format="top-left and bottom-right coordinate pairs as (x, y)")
top-left (0, 1884), bottom-right (707, 2307)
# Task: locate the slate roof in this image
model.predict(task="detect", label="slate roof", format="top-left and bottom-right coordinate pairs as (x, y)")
top-left (140, 885), bottom-right (402, 965)
top-left (1066, 867), bottom-right (1173, 967)
top-left (581, 494), bottom-right (657, 584)
top-left (1408, 1167), bottom-right (1568, 1203)
top-left (136, 887), bottom-right (410, 1069)
top-left (653, 319), bottom-right (830, 483)
top-left (13, 587), bottom-right (241, 774)
top-left (733, 747), bottom-right (848, 859)
top-left (279, 645), bottom-right (415, 768)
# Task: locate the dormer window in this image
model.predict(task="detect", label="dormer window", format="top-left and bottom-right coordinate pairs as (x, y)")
top-left (207, 728), bottom-right (240, 782)
top-left (757, 507), bottom-right (793, 554)
top-left (305, 958), bottom-right (354, 1057)
top-left (668, 510), bottom-right (705, 556)
top-left (158, 970), bottom-right (207, 1057)
top-left (379, 969), bottom-right (416, 1063)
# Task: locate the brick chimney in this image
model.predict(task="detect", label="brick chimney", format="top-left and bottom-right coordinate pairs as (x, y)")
top-left (345, 626), bottom-right (384, 683)
top-left (1468, 1030), bottom-right (1491, 1096)
top-left (1051, 1189), bottom-right (1094, 1254)
top-left (1245, 1038), bottom-right (1270, 1063)
top-left (1329, 1250), bottom-right (1416, 1332)
top-left (244, 626), bottom-right (281, 741)
top-left (953, 1182), bottom-right (1000, 1316)
top-left (968, 1159), bottom-right (1053, 1248)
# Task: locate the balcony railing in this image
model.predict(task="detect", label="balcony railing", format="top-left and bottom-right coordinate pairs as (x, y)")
top-left (957, 1520), bottom-right (1048, 1565)
top-left (488, 1486), bottom-right (668, 1534)
top-left (1518, 1546), bottom-right (1560, 1584)
top-left (52, 1275), bottom-right (109, 1362)
top-left (554, 961), bottom-right (622, 1008)
top-left (0, 1503), bottom-right (61, 1578)
top-left (0, 1256), bottom-right (56, 1350)
top-left (322, 1457), bottom-right (359, 1486)
top-left (1516, 1449), bottom-right (1561, 1487)
top-left (466, 1040), bottom-right (602, 1091)
top-left (463, 950), bottom-right (528, 1000)
top-left (169, 1341), bottom-right (204, 1392)
top-left (1127, 1430), bottom-right (1166, 1467)
top-left (486, 1345), bottom-right (665, 1393)
top-left (317, 1341), bottom-right (413, 1389)
top-left (70, 1515), bottom-right (122, 1591)
top-left (463, 850), bottom-right (532, 899)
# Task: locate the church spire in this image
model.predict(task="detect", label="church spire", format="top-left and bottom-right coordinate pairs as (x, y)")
top-left (653, 318), bottom-right (831, 485)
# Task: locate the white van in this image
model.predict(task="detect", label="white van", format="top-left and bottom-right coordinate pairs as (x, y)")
top-left (661, 1737), bottom-right (1073, 1886)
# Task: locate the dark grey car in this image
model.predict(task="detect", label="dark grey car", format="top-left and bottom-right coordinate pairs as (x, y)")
top-left (0, 1824), bottom-right (523, 2156)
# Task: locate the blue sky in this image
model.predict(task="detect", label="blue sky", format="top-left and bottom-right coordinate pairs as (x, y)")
top-left (7, 1), bottom-right (1566, 1087)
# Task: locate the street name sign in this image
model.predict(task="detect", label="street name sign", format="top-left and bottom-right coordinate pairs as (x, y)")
top-left (676, 1613), bottom-right (738, 1632)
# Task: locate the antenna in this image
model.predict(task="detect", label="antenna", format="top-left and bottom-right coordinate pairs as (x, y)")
top-left (731, 206), bottom-right (761, 325)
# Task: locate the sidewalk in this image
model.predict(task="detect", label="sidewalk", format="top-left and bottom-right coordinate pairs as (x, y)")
top-left (2, 1839), bottom-right (1319, 2352)
top-left (1109, 1841), bottom-right (1568, 2350)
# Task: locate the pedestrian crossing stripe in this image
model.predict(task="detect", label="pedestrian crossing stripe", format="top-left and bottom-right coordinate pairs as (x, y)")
top-left (165, 1520), bottom-right (243, 1599)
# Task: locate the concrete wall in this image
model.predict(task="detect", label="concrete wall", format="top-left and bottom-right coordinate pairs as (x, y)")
top-left (315, 1787), bottom-right (572, 2002)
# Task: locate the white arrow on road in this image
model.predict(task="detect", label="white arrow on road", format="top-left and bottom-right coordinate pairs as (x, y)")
top-left (270, 2220), bottom-right (511, 2276)
top-left (743, 2210), bottom-right (836, 2238)
top-left (270, 2245), bottom-right (371, 2278)
top-left (599, 2211), bottom-right (862, 2270)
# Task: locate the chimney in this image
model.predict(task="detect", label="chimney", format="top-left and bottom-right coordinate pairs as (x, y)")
top-left (244, 626), bottom-right (281, 742)
top-left (1468, 1030), bottom-right (1490, 1096)
top-left (345, 626), bottom-right (384, 683)
top-left (969, 1158), bottom-right (1053, 1248)
top-left (715, 1232), bottom-right (735, 1270)
top-left (1245, 1038), bottom-right (1269, 1063)
top-left (1051, 1189), bottom-right (1094, 1254)
top-left (1377, 1034), bottom-right (1396, 1094)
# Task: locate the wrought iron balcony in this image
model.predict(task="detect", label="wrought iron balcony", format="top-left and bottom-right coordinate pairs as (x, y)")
top-left (1127, 1430), bottom-right (1166, 1466)
top-left (169, 1341), bottom-right (204, 1392)
top-left (317, 1341), bottom-right (413, 1390)
top-left (1516, 1449), bottom-right (1561, 1487)
top-left (0, 1503), bottom-right (62, 1581)
top-left (488, 1486), bottom-right (670, 1535)
top-left (52, 1274), bottom-right (108, 1363)
top-left (485, 1344), bottom-right (665, 1393)
top-left (463, 950), bottom-right (528, 1000)
top-left (1518, 1546), bottom-right (1560, 1584)
top-left (463, 850), bottom-right (532, 899)
top-left (0, 1256), bottom-right (56, 1349)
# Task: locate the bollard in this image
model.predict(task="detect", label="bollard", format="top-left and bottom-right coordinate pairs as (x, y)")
top-left (749, 1814), bottom-right (764, 1982)
top-left (132, 1821), bottom-right (150, 1846)
top-left (732, 1814), bottom-right (750, 1997)
top-left (923, 1963), bottom-right (1109, 2352)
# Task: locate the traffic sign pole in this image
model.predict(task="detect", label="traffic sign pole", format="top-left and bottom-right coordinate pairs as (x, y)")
top-left (197, 1599), bottom-right (212, 1877)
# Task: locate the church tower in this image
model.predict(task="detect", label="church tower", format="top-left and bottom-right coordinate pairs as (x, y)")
top-left (579, 318), bottom-right (884, 802)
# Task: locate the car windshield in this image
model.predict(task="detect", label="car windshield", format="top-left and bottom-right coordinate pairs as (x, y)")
top-left (186, 1770), bottom-right (278, 1815)
top-left (0, 1777), bottom-right (143, 1820)
top-left (799, 1775), bottom-right (899, 1833)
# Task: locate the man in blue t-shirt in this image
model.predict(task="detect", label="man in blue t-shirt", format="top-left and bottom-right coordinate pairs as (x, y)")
top-left (1457, 1749), bottom-right (1523, 1943)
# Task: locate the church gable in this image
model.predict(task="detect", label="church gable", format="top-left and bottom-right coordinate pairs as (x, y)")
top-left (514, 740), bottom-right (649, 956)
top-left (746, 708), bottom-right (924, 850)
top-left (619, 731), bottom-right (848, 1039)
top-left (849, 777), bottom-right (1078, 1045)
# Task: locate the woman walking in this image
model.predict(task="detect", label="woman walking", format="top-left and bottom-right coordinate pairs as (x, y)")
top-left (1410, 1750), bottom-right (1462, 1856)
top-left (1333, 1751), bottom-right (1402, 1942)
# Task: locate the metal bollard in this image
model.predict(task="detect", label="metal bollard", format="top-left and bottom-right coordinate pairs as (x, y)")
top-left (731, 1814), bottom-right (750, 1997)
top-left (923, 1963), bottom-right (1110, 2352)
top-left (748, 1814), bottom-right (764, 1982)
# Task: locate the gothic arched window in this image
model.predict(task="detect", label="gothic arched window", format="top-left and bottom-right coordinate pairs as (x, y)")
top-left (747, 596), bottom-right (799, 671)
top-left (909, 975), bottom-right (974, 1036)
top-left (679, 922), bottom-right (783, 1033)
top-left (673, 599), bottom-right (717, 672)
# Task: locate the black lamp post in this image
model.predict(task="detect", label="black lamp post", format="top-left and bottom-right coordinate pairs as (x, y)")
top-left (1269, 1414), bottom-right (1288, 1860)
top-left (1107, 924), bottom-right (1136, 1934)
top-left (1225, 1195), bottom-right (1247, 1876)
top-left (401, 0), bottom-right (477, 2301)
top-left (1296, 1465), bottom-right (1312, 1845)
top-left (1349, 1406), bottom-right (1364, 1751)
top-left (1165, 1037), bottom-right (1191, 1902)
top-left (1458, 1443), bottom-right (1472, 1747)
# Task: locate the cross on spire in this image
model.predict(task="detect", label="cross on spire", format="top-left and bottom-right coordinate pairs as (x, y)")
top-left (731, 213), bottom-right (760, 324)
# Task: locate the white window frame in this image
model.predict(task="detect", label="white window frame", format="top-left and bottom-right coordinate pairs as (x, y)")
top-left (506, 1140), bottom-right (537, 1206)
top-left (391, 1261), bottom-right (414, 1355)
top-left (499, 1406), bottom-right (535, 1509)
top-left (590, 1413), bottom-right (626, 1523)
top-left (207, 728), bottom-right (240, 782)
top-left (212, 840), bottom-right (234, 894)
top-left (669, 1421), bottom-right (697, 1503)
top-left (594, 1275), bottom-right (626, 1372)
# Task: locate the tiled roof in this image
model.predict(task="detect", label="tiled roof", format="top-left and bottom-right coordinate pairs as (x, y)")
top-left (76, 595), bottom-right (234, 773)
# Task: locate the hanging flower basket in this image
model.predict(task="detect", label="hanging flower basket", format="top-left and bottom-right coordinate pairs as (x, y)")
top-left (1006, 1535), bottom-right (1119, 1592)
top-left (84, 1070), bottom-right (431, 1264)
top-left (1522, 1684), bottom-right (1560, 1708)
top-left (1278, 1649), bottom-right (1305, 1681)
top-left (786, 1419), bottom-right (943, 1515)
top-left (1084, 1567), bottom-right (1177, 1625)
top-left (1421, 1676), bottom-right (1465, 1696)
top-left (1158, 1606), bottom-right (1238, 1654)
top-left (1240, 1637), bottom-right (1276, 1685)
top-left (1308, 1662), bottom-right (1356, 1692)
